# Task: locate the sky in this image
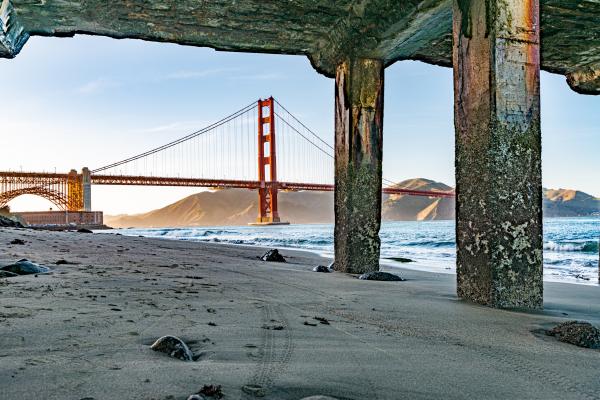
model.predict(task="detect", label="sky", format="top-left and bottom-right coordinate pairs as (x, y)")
top-left (1, 35), bottom-right (598, 215)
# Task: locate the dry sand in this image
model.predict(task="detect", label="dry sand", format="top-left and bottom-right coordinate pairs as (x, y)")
top-left (0, 227), bottom-right (599, 400)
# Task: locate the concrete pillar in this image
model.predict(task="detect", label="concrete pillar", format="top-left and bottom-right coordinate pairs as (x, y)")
top-left (453, 0), bottom-right (543, 308)
top-left (334, 58), bottom-right (384, 274)
top-left (81, 167), bottom-right (92, 212)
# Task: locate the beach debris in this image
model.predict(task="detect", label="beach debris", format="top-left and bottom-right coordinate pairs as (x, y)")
top-left (313, 265), bottom-right (330, 273)
top-left (260, 249), bottom-right (286, 262)
top-left (196, 384), bottom-right (223, 399)
top-left (77, 228), bottom-right (93, 233)
top-left (0, 270), bottom-right (18, 278)
top-left (358, 271), bottom-right (405, 281)
top-left (242, 384), bottom-right (266, 397)
top-left (9, 238), bottom-right (25, 245)
top-left (546, 321), bottom-right (600, 349)
top-left (314, 316), bottom-right (330, 325)
top-left (1, 259), bottom-right (51, 275)
top-left (150, 335), bottom-right (194, 361)
top-left (389, 256), bottom-right (414, 263)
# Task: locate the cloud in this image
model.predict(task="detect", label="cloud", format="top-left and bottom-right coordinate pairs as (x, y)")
top-left (165, 68), bottom-right (240, 80)
top-left (228, 72), bottom-right (285, 81)
top-left (76, 78), bottom-right (119, 94)
top-left (131, 120), bottom-right (210, 134)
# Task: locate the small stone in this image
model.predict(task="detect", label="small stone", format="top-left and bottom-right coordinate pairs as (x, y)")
top-left (10, 239), bottom-right (25, 245)
top-left (312, 265), bottom-right (330, 273)
top-left (77, 228), bottom-right (93, 233)
top-left (150, 335), bottom-right (194, 361)
top-left (242, 384), bottom-right (265, 397)
top-left (260, 249), bottom-right (286, 262)
top-left (358, 271), bottom-right (405, 281)
top-left (1, 260), bottom-right (51, 275)
top-left (546, 321), bottom-right (600, 349)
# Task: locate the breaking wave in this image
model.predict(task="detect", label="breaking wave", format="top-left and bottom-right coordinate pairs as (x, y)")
top-left (544, 241), bottom-right (598, 253)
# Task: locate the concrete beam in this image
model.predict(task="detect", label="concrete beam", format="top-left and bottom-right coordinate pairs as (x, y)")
top-left (0, 1), bottom-right (598, 93)
top-left (567, 66), bottom-right (600, 95)
top-left (453, 0), bottom-right (543, 309)
top-left (334, 58), bottom-right (384, 274)
top-left (0, 0), bottom-right (28, 58)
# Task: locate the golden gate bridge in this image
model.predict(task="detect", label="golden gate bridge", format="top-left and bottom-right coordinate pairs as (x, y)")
top-left (0, 98), bottom-right (454, 223)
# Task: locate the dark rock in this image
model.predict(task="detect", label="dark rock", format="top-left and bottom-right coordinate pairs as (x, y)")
top-left (262, 324), bottom-right (284, 330)
top-left (260, 249), bottom-right (286, 262)
top-left (0, 270), bottom-right (18, 278)
top-left (388, 257), bottom-right (414, 263)
top-left (0, 216), bottom-right (24, 228)
top-left (358, 271), bottom-right (405, 281)
top-left (313, 265), bottom-right (330, 273)
top-left (55, 259), bottom-right (77, 265)
top-left (10, 238), bottom-right (25, 245)
top-left (150, 335), bottom-right (194, 361)
top-left (1, 260), bottom-right (51, 275)
top-left (546, 321), bottom-right (600, 349)
top-left (77, 228), bottom-right (93, 233)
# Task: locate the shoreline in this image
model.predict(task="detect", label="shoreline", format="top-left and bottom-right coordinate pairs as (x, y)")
top-left (1, 227), bottom-right (599, 399)
top-left (101, 227), bottom-right (600, 287)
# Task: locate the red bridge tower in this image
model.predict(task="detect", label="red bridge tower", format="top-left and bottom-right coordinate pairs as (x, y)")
top-left (255, 97), bottom-right (286, 224)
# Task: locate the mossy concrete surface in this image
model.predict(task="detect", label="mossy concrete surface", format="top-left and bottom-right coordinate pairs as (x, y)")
top-left (454, 0), bottom-right (543, 309)
top-left (334, 58), bottom-right (384, 274)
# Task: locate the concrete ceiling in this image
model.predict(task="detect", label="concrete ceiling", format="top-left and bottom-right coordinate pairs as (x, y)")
top-left (1, 0), bottom-right (599, 94)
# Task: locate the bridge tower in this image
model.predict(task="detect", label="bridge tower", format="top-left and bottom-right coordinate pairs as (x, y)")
top-left (81, 167), bottom-right (92, 212)
top-left (256, 97), bottom-right (282, 224)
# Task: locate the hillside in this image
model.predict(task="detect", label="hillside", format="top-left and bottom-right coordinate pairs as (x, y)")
top-left (105, 179), bottom-right (599, 228)
top-left (544, 188), bottom-right (600, 217)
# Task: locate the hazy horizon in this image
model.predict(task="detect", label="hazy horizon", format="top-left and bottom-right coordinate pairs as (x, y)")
top-left (1, 35), bottom-right (599, 214)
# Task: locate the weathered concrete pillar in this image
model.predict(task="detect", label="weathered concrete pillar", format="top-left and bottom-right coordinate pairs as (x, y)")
top-left (334, 58), bottom-right (384, 274)
top-left (453, 0), bottom-right (543, 308)
top-left (81, 167), bottom-right (92, 212)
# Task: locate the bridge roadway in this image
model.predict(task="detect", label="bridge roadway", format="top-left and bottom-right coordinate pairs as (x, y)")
top-left (0, 171), bottom-right (455, 198)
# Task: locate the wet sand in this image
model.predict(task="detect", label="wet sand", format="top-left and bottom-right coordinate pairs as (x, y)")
top-left (0, 227), bottom-right (599, 400)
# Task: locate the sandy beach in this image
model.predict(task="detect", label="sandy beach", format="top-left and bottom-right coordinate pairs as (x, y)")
top-left (1, 227), bottom-right (599, 400)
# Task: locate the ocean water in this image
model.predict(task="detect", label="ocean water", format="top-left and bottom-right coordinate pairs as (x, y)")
top-left (109, 217), bottom-right (600, 285)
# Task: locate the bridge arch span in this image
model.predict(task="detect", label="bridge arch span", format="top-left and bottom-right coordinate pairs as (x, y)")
top-left (0, 187), bottom-right (70, 211)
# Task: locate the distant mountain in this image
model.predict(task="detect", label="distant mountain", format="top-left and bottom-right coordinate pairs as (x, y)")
top-left (105, 179), bottom-right (599, 228)
top-left (382, 178), bottom-right (455, 221)
top-left (544, 188), bottom-right (600, 217)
